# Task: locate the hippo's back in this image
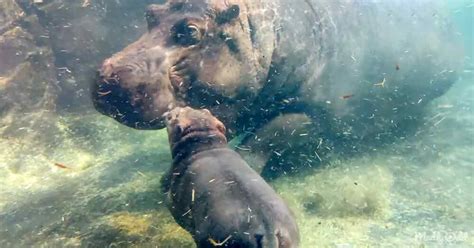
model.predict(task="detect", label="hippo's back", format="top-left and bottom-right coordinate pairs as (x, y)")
top-left (189, 149), bottom-right (300, 247)
top-left (279, 0), bottom-right (463, 140)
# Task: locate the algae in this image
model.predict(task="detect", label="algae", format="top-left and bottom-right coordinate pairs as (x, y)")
top-left (106, 212), bottom-right (153, 236)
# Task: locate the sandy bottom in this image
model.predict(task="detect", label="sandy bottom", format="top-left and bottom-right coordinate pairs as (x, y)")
top-left (0, 78), bottom-right (472, 247)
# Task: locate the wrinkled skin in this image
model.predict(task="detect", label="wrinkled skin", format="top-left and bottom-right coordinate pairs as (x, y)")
top-left (92, 0), bottom-right (462, 174)
top-left (163, 107), bottom-right (300, 248)
top-left (92, 1), bottom-right (271, 130)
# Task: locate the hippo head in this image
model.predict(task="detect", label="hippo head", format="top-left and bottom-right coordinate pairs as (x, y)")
top-left (164, 106), bottom-right (227, 157)
top-left (92, 1), bottom-right (275, 129)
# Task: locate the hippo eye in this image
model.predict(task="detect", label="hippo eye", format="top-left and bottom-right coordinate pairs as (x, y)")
top-left (172, 20), bottom-right (202, 46)
top-left (187, 25), bottom-right (202, 41)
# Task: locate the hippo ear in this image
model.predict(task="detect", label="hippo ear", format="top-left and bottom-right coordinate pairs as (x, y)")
top-left (145, 6), bottom-right (160, 31)
top-left (162, 111), bottom-right (172, 123)
top-left (215, 5), bottom-right (240, 25)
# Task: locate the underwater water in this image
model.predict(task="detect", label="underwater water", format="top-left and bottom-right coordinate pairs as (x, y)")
top-left (0, 0), bottom-right (472, 247)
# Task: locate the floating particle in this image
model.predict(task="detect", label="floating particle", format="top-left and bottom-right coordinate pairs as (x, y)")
top-left (53, 162), bottom-right (69, 169)
top-left (340, 94), bottom-right (354, 100)
top-left (374, 78), bottom-right (386, 87)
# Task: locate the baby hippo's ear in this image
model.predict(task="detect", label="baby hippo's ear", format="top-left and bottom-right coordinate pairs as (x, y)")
top-left (215, 5), bottom-right (240, 24)
top-left (202, 108), bottom-right (212, 115)
top-left (162, 111), bottom-right (172, 123)
top-left (216, 121), bottom-right (226, 134)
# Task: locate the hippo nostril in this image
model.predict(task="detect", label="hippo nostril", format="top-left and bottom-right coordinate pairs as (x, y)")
top-left (115, 66), bottom-right (134, 74)
top-left (99, 63), bottom-right (135, 80)
top-left (96, 71), bottom-right (121, 87)
top-left (95, 73), bottom-right (126, 97)
top-left (108, 65), bottom-right (137, 82)
top-left (114, 67), bottom-right (133, 78)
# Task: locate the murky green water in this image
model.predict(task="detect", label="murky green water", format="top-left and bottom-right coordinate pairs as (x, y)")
top-left (0, 1), bottom-right (472, 247)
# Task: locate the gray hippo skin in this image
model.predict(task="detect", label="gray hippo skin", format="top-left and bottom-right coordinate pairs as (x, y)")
top-left (163, 107), bottom-right (299, 248)
top-left (92, 0), bottom-right (462, 174)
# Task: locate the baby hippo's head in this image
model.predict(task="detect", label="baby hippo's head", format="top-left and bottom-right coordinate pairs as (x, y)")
top-left (164, 107), bottom-right (227, 155)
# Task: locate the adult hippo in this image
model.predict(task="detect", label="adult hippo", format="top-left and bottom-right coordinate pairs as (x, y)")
top-left (92, 0), bottom-right (461, 175)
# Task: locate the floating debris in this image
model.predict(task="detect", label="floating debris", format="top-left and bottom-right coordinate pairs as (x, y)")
top-left (82, 0), bottom-right (91, 8)
top-left (340, 94), bottom-right (354, 100)
top-left (317, 138), bottom-right (323, 149)
top-left (97, 90), bottom-right (112, 96)
top-left (235, 146), bottom-right (250, 151)
top-left (53, 162), bottom-right (70, 169)
top-left (433, 116), bottom-right (447, 126)
top-left (57, 67), bottom-right (72, 73)
top-left (182, 209), bottom-right (191, 217)
top-left (209, 235), bottom-right (232, 246)
top-left (314, 151), bottom-right (322, 162)
top-left (437, 104), bottom-right (454, 109)
top-left (374, 78), bottom-right (386, 87)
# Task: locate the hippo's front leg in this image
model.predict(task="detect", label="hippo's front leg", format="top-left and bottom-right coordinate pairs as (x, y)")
top-left (236, 113), bottom-right (332, 179)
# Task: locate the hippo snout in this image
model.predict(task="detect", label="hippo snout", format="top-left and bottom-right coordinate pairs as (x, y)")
top-left (91, 44), bottom-right (178, 130)
top-left (92, 72), bottom-right (159, 129)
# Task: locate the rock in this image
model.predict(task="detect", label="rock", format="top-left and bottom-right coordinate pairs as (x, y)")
top-left (0, 1), bottom-right (24, 26)
top-left (0, 1), bottom-right (57, 143)
top-left (0, 0), bottom-right (158, 142)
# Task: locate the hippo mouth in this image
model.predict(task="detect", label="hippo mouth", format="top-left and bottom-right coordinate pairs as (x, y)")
top-left (92, 73), bottom-right (164, 129)
top-left (169, 58), bottom-right (195, 94)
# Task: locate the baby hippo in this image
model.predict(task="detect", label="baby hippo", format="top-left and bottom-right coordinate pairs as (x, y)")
top-left (162, 107), bottom-right (299, 248)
